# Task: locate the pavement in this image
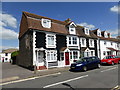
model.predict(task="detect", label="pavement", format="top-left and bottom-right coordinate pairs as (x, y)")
top-left (1, 62), bottom-right (69, 83)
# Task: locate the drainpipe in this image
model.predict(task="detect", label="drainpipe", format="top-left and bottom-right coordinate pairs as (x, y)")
top-left (98, 38), bottom-right (101, 59)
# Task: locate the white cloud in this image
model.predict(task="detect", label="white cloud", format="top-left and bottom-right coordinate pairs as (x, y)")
top-left (107, 29), bottom-right (119, 38)
top-left (0, 27), bottom-right (18, 40)
top-left (110, 5), bottom-right (119, 13)
top-left (77, 22), bottom-right (95, 29)
top-left (0, 13), bottom-right (17, 28)
top-left (0, 12), bottom-right (18, 40)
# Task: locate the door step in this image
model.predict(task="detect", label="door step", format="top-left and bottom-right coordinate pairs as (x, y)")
top-left (36, 66), bottom-right (47, 70)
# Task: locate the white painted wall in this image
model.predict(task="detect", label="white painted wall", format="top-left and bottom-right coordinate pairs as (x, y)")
top-left (100, 40), bottom-right (118, 59)
top-left (0, 53), bottom-right (11, 62)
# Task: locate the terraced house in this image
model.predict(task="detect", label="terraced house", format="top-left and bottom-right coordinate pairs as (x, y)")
top-left (18, 12), bottom-right (120, 70)
top-left (92, 29), bottom-right (120, 59)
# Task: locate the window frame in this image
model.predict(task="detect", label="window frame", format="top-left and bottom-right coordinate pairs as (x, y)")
top-left (89, 39), bottom-right (94, 47)
top-left (81, 38), bottom-right (86, 47)
top-left (5, 53), bottom-right (8, 56)
top-left (46, 50), bottom-right (57, 62)
top-left (46, 34), bottom-right (56, 48)
top-left (68, 36), bottom-right (78, 46)
top-left (41, 18), bottom-right (51, 28)
top-left (69, 22), bottom-right (76, 35)
top-left (104, 41), bottom-right (106, 45)
top-left (84, 27), bottom-right (89, 35)
top-left (60, 53), bottom-right (64, 61)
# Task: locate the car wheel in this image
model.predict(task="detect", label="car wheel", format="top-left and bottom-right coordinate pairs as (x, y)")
top-left (111, 62), bottom-right (114, 65)
top-left (83, 66), bottom-right (87, 72)
top-left (97, 64), bottom-right (101, 68)
top-left (118, 61), bottom-right (120, 64)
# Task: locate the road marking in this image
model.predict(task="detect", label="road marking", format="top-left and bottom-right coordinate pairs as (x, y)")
top-left (43, 75), bottom-right (88, 88)
top-left (101, 67), bottom-right (117, 72)
top-left (0, 76), bottom-right (19, 83)
top-left (0, 72), bottom-right (61, 86)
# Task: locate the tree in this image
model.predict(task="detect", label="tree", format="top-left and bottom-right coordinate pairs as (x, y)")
top-left (11, 51), bottom-right (19, 64)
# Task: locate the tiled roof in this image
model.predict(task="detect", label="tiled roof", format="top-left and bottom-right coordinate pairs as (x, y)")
top-left (76, 26), bottom-right (98, 39)
top-left (19, 11), bottom-right (120, 43)
top-left (2, 48), bottom-right (18, 53)
top-left (19, 11), bottom-right (69, 38)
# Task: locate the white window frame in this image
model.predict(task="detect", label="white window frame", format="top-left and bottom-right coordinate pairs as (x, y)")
top-left (81, 38), bottom-right (86, 47)
top-left (111, 42), bottom-right (113, 46)
top-left (104, 32), bottom-right (108, 38)
top-left (103, 51), bottom-right (106, 56)
top-left (69, 22), bottom-right (76, 35)
top-left (90, 50), bottom-right (95, 56)
top-left (84, 27), bottom-right (89, 35)
top-left (104, 41), bottom-right (107, 45)
top-left (60, 52), bottom-right (64, 61)
top-left (97, 29), bottom-right (101, 37)
top-left (70, 51), bottom-right (79, 60)
top-left (46, 34), bottom-right (56, 48)
top-left (41, 18), bottom-right (51, 28)
top-left (46, 50), bottom-right (57, 62)
top-left (89, 39), bottom-right (94, 47)
top-left (67, 36), bottom-right (78, 46)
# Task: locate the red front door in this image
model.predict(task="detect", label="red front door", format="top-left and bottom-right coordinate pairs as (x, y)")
top-left (65, 52), bottom-right (70, 65)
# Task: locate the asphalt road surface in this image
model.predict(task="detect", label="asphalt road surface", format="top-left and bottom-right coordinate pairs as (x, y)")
top-left (1, 64), bottom-right (119, 89)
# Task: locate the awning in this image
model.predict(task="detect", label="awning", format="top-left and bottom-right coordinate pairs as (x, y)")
top-left (107, 47), bottom-right (120, 52)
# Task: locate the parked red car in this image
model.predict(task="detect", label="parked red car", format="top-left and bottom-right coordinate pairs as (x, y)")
top-left (101, 55), bottom-right (120, 65)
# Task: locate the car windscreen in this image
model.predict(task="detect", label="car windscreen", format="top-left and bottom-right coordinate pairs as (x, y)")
top-left (76, 58), bottom-right (87, 63)
top-left (103, 56), bottom-right (113, 59)
top-left (115, 56), bottom-right (120, 58)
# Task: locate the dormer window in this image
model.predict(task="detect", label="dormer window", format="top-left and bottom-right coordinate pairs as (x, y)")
top-left (104, 31), bottom-right (108, 38)
top-left (41, 18), bottom-right (51, 28)
top-left (70, 25), bottom-right (75, 31)
top-left (84, 27), bottom-right (89, 35)
top-left (69, 22), bottom-right (76, 35)
top-left (97, 29), bottom-right (101, 37)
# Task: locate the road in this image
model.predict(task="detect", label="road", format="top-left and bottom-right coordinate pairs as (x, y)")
top-left (1, 64), bottom-right (119, 89)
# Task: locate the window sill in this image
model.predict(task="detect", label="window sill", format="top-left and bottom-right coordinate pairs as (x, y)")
top-left (47, 60), bottom-right (57, 62)
top-left (46, 45), bottom-right (56, 48)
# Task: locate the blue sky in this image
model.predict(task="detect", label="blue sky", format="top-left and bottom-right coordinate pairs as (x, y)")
top-left (1, 2), bottom-right (118, 51)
